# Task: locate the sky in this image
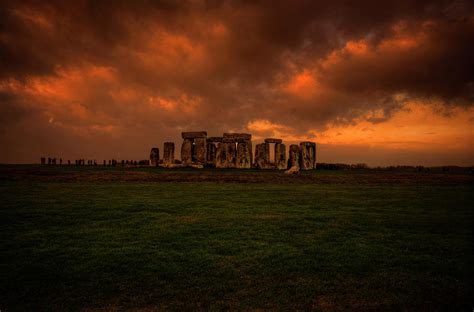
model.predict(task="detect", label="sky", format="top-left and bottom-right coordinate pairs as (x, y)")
top-left (1, 0), bottom-right (473, 166)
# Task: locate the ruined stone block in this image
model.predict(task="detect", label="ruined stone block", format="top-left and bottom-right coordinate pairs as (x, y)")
top-left (193, 137), bottom-right (207, 164)
top-left (216, 142), bottom-right (236, 168)
top-left (299, 142), bottom-right (316, 170)
top-left (150, 147), bottom-right (160, 167)
top-left (206, 142), bottom-right (217, 166)
top-left (181, 138), bottom-right (193, 165)
top-left (236, 140), bottom-right (252, 169)
top-left (182, 131), bottom-right (207, 139)
top-left (255, 143), bottom-right (271, 169)
top-left (265, 138), bottom-right (282, 144)
top-left (163, 142), bottom-right (175, 165)
top-left (288, 144), bottom-right (300, 169)
top-left (275, 143), bottom-right (286, 170)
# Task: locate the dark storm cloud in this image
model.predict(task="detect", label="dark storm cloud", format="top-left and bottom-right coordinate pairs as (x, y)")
top-left (0, 0), bottom-right (473, 163)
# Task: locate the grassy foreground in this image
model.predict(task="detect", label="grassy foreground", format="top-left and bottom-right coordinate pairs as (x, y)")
top-left (0, 166), bottom-right (473, 310)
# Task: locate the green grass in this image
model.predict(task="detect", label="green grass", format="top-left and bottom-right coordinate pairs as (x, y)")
top-left (0, 166), bottom-right (473, 310)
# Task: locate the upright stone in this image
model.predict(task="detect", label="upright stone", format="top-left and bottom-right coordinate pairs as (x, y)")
top-left (193, 137), bottom-right (207, 164)
top-left (163, 142), bottom-right (175, 166)
top-left (150, 147), bottom-right (160, 167)
top-left (300, 142), bottom-right (316, 170)
top-left (226, 142), bottom-right (237, 168)
top-left (236, 140), bottom-right (252, 168)
top-left (275, 143), bottom-right (286, 170)
top-left (288, 144), bottom-right (300, 169)
top-left (206, 142), bottom-right (217, 167)
top-left (181, 138), bottom-right (193, 165)
top-left (255, 143), bottom-right (271, 169)
top-left (216, 142), bottom-right (236, 168)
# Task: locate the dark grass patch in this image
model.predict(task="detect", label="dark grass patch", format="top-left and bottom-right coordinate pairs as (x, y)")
top-left (0, 166), bottom-right (473, 310)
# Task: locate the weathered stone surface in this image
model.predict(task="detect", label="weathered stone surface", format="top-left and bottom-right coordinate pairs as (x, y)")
top-left (284, 166), bottom-right (300, 175)
top-left (223, 133), bottom-right (251, 140)
top-left (236, 141), bottom-right (252, 168)
top-left (255, 143), bottom-right (271, 169)
top-left (222, 137), bottom-right (237, 143)
top-left (265, 138), bottom-right (282, 144)
top-left (216, 142), bottom-right (236, 168)
top-left (163, 142), bottom-right (175, 165)
top-left (300, 141), bottom-right (316, 170)
top-left (206, 142), bottom-right (217, 166)
top-left (181, 138), bottom-right (193, 164)
top-left (288, 144), bottom-right (300, 169)
top-left (193, 137), bottom-right (207, 164)
top-left (150, 147), bottom-right (160, 166)
top-left (182, 131), bottom-right (207, 139)
top-left (275, 143), bottom-right (286, 170)
top-left (207, 137), bottom-right (223, 143)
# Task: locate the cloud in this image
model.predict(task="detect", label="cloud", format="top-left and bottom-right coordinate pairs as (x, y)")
top-left (0, 0), bottom-right (473, 164)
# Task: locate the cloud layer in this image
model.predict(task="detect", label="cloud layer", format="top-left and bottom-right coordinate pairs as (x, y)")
top-left (1, 0), bottom-right (473, 165)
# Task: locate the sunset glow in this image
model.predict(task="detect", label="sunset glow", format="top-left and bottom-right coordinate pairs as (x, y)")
top-left (1, 1), bottom-right (473, 165)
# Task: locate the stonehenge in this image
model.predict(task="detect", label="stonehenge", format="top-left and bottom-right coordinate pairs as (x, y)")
top-left (39, 131), bottom-right (317, 171)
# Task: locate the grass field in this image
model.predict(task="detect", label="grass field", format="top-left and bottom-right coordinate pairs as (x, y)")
top-left (0, 165), bottom-right (473, 310)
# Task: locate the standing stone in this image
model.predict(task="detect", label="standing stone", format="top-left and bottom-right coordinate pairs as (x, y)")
top-left (300, 142), bottom-right (316, 170)
top-left (226, 142), bottom-right (237, 168)
top-left (206, 142), bottom-right (217, 167)
top-left (193, 137), bottom-right (207, 164)
top-left (236, 140), bottom-right (252, 168)
top-left (150, 147), bottom-right (160, 167)
top-left (181, 138), bottom-right (193, 165)
top-left (41, 157), bottom-right (45, 165)
top-left (216, 142), bottom-right (236, 168)
top-left (255, 143), bottom-right (271, 169)
top-left (288, 144), bottom-right (300, 169)
top-left (163, 142), bottom-right (175, 166)
top-left (275, 143), bottom-right (286, 170)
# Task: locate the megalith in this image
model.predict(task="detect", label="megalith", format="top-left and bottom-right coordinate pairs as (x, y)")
top-left (216, 142), bottom-right (236, 168)
top-left (193, 137), bottom-right (207, 164)
top-left (206, 142), bottom-right (217, 167)
top-left (236, 140), bottom-right (252, 168)
top-left (288, 144), bottom-right (300, 169)
top-left (275, 143), bottom-right (286, 170)
top-left (255, 143), bottom-right (271, 169)
top-left (150, 147), bottom-right (160, 166)
top-left (163, 142), bottom-right (175, 166)
top-left (299, 142), bottom-right (316, 170)
top-left (181, 138), bottom-right (193, 165)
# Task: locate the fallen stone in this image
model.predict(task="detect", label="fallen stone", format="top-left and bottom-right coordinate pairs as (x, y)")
top-left (284, 166), bottom-right (300, 175)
